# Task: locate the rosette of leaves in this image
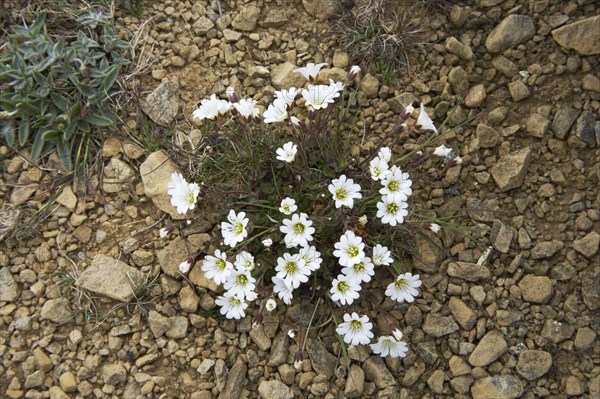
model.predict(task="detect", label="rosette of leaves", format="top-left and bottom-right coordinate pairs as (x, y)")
top-left (0, 7), bottom-right (130, 170)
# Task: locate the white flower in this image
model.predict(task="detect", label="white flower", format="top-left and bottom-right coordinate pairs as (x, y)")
top-left (224, 268), bottom-right (256, 299)
top-left (341, 256), bottom-right (375, 283)
top-left (370, 336), bottom-right (409, 358)
top-left (330, 275), bottom-right (361, 305)
top-left (301, 84), bottom-right (340, 110)
top-left (262, 238), bottom-right (273, 248)
top-left (372, 244), bottom-right (393, 266)
top-left (202, 249), bottom-right (233, 285)
top-left (336, 312), bottom-right (374, 346)
top-left (369, 156), bottom-right (389, 181)
top-left (192, 94), bottom-right (232, 120)
top-left (178, 258), bottom-right (192, 274)
top-left (378, 147), bottom-right (392, 163)
top-left (376, 195), bottom-right (409, 226)
top-left (272, 276), bottom-right (294, 305)
top-left (274, 87), bottom-right (298, 106)
top-left (275, 252), bottom-right (310, 288)
top-left (294, 62), bottom-right (327, 81)
top-left (290, 116), bottom-right (301, 126)
top-left (221, 210), bottom-right (249, 247)
top-left (215, 292), bottom-right (248, 319)
top-left (167, 172), bottom-right (200, 214)
top-left (452, 156), bottom-right (463, 165)
top-left (263, 98), bottom-right (289, 124)
top-left (348, 65), bottom-right (361, 78)
top-left (416, 103), bottom-right (437, 133)
top-left (159, 225), bottom-right (174, 238)
top-left (379, 166), bottom-right (412, 201)
top-left (385, 273), bottom-right (422, 302)
top-left (333, 231), bottom-right (365, 267)
top-left (279, 197), bottom-right (298, 215)
top-left (298, 245), bottom-right (322, 272)
top-left (401, 103), bottom-right (415, 119)
top-left (329, 79), bottom-right (345, 92)
top-left (328, 175), bottom-right (362, 209)
top-left (265, 298), bottom-right (277, 312)
top-left (432, 144), bottom-right (452, 157)
top-left (234, 251), bottom-right (255, 271)
top-left (276, 141), bottom-right (298, 163)
top-left (280, 213), bottom-right (315, 248)
top-left (234, 98), bottom-right (261, 120)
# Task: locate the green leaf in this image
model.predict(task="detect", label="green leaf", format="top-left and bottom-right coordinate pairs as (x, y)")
top-left (102, 64), bottom-right (120, 94)
top-left (50, 93), bottom-right (69, 112)
top-left (56, 139), bottom-right (73, 171)
top-left (16, 101), bottom-right (40, 116)
top-left (85, 112), bottom-right (114, 127)
top-left (1, 123), bottom-right (16, 147)
top-left (31, 129), bottom-right (59, 160)
top-left (18, 119), bottom-right (31, 146)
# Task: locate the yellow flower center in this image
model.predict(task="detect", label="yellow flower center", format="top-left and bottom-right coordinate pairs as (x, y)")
top-left (217, 259), bottom-right (226, 270)
top-left (236, 274), bottom-right (248, 285)
top-left (387, 203), bottom-right (399, 214)
top-left (335, 188), bottom-right (347, 200)
top-left (285, 261), bottom-right (299, 274)
top-left (347, 246), bottom-right (359, 258)
top-left (394, 279), bottom-right (407, 289)
top-left (234, 222), bottom-right (244, 235)
top-left (388, 180), bottom-right (399, 192)
top-left (293, 222), bottom-right (305, 234)
top-left (187, 192), bottom-right (196, 204)
top-left (349, 320), bottom-right (363, 331)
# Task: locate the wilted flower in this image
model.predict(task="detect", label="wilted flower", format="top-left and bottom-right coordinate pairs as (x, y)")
top-left (167, 172), bottom-right (200, 214)
top-left (416, 103), bottom-right (437, 133)
top-left (336, 312), bottom-right (374, 346)
top-left (276, 141), bottom-right (298, 163)
top-left (294, 62), bottom-right (327, 82)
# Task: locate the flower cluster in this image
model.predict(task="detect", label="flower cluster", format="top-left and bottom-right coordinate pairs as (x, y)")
top-left (164, 62), bottom-right (460, 362)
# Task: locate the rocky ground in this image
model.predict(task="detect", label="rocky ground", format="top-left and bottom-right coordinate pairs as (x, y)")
top-left (1, 0), bottom-right (599, 398)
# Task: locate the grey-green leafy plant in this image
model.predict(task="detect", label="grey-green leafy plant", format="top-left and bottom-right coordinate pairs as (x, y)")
top-left (0, 6), bottom-right (130, 170)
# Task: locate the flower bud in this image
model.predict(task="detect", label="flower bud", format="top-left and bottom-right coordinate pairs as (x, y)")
top-left (178, 257), bottom-right (193, 273)
top-left (389, 323), bottom-right (403, 341)
top-left (226, 86), bottom-right (238, 102)
top-left (348, 65), bottom-right (361, 80)
top-left (400, 104), bottom-right (415, 120)
top-left (252, 313), bottom-right (264, 329)
top-left (422, 222), bottom-right (440, 233)
top-left (265, 298), bottom-right (277, 312)
top-left (293, 351), bottom-right (304, 370)
top-left (159, 225), bottom-right (175, 238)
top-left (262, 238), bottom-right (273, 248)
top-left (430, 145), bottom-right (452, 158)
top-left (287, 329), bottom-right (296, 339)
top-left (358, 215), bottom-right (368, 227)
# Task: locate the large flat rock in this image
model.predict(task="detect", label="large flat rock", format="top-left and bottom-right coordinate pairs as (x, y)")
top-left (76, 254), bottom-right (145, 302)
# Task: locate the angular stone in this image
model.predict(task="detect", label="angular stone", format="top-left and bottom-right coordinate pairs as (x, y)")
top-left (476, 123), bottom-right (499, 148)
top-left (40, 298), bottom-right (71, 324)
top-left (551, 16), bottom-right (600, 55)
top-left (446, 36), bottom-right (473, 60)
top-left (0, 267), bottom-right (19, 302)
top-left (518, 275), bottom-right (553, 303)
top-left (302, 0), bottom-right (340, 20)
top-left (363, 356), bottom-right (396, 388)
top-left (490, 219), bottom-right (514, 254)
top-left (258, 380), bottom-right (294, 399)
top-left (306, 338), bottom-right (336, 378)
top-left (525, 113), bottom-right (550, 138)
top-left (102, 157), bottom-right (135, 193)
top-left (232, 4), bottom-right (260, 31)
top-left (447, 262), bottom-right (491, 282)
top-left (581, 265), bottom-right (600, 311)
top-left (148, 310), bottom-right (171, 338)
top-left (551, 106), bottom-right (580, 139)
top-left (178, 285), bottom-right (199, 313)
top-left (508, 80), bottom-right (530, 102)
top-left (249, 325), bottom-right (271, 351)
top-left (449, 297), bottom-right (477, 330)
top-left (423, 314), bottom-right (459, 337)
top-left (344, 364), bottom-right (365, 397)
top-left (469, 330), bottom-right (508, 367)
top-left (141, 81), bottom-right (179, 126)
top-left (531, 240), bottom-right (563, 259)
top-left (492, 56), bottom-right (518, 77)
top-left (516, 350), bottom-right (552, 380)
top-left (465, 84), bottom-right (486, 108)
top-left (267, 333), bottom-right (289, 367)
top-left (428, 370), bottom-right (445, 394)
top-left (471, 375), bottom-right (523, 399)
top-left (75, 254), bottom-right (144, 302)
top-left (219, 358), bottom-right (247, 399)
top-left (56, 186), bottom-right (77, 211)
top-left (102, 363), bottom-right (127, 385)
top-left (574, 113), bottom-right (597, 147)
top-left (541, 319), bottom-right (574, 344)
top-left (486, 15), bottom-right (535, 53)
top-left (490, 147), bottom-right (532, 191)
top-left (139, 150), bottom-right (187, 220)
top-left (583, 74), bottom-right (600, 92)
top-left (271, 62), bottom-right (305, 89)
top-left (413, 232), bottom-right (445, 273)
top-left (166, 316), bottom-right (188, 339)
top-left (360, 73), bottom-right (380, 98)
top-left (448, 66), bottom-right (469, 96)
top-left (188, 262), bottom-right (220, 293)
top-left (574, 327), bottom-right (597, 351)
